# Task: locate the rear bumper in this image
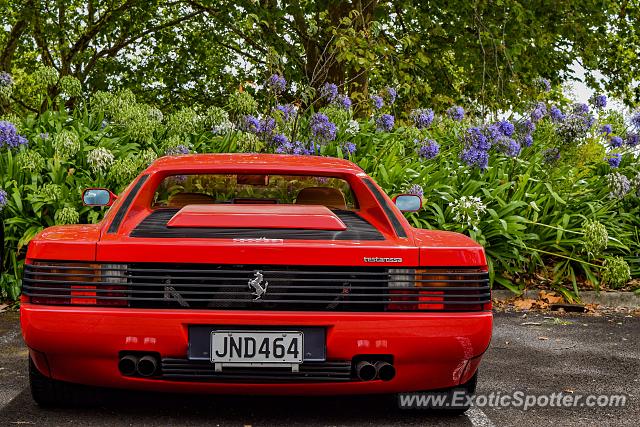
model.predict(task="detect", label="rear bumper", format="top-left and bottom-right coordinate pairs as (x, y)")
top-left (21, 304), bottom-right (492, 395)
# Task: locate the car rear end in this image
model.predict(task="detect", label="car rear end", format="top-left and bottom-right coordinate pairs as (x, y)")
top-left (20, 154), bottom-right (492, 400)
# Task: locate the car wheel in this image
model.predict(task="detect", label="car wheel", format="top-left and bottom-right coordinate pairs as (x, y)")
top-left (398, 372), bottom-right (478, 414)
top-left (29, 358), bottom-right (100, 406)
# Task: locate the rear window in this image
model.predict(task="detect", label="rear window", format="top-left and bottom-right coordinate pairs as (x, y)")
top-left (152, 174), bottom-right (357, 210)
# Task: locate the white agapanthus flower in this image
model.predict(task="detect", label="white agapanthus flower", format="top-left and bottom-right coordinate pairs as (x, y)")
top-left (212, 119), bottom-right (234, 135)
top-left (449, 195), bottom-right (487, 229)
top-left (52, 130), bottom-right (80, 159)
top-left (87, 147), bottom-right (115, 174)
top-left (345, 119), bottom-right (360, 135)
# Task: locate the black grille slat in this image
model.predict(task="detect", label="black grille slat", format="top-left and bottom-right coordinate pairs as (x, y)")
top-left (24, 263), bottom-right (490, 311)
top-left (160, 359), bottom-right (353, 382)
top-left (130, 209), bottom-right (385, 241)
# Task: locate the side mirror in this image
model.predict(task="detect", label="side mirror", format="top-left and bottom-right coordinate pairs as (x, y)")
top-left (393, 194), bottom-right (422, 212)
top-left (82, 188), bottom-right (117, 207)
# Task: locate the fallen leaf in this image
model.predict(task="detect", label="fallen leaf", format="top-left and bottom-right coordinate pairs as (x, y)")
top-left (513, 298), bottom-right (536, 310)
top-left (0, 304), bottom-right (8, 313)
top-left (584, 303), bottom-right (599, 313)
top-left (540, 290), bottom-right (564, 304)
top-left (563, 388), bottom-right (575, 394)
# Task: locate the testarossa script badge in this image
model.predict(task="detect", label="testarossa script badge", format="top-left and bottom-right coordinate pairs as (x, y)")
top-left (363, 257), bottom-right (403, 263)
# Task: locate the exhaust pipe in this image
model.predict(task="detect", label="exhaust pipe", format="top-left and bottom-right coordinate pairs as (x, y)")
top-left (374, 361), bottom-right (396, 381)
top-left (118, 355), bottom-right (139, 376)
top-left (136, 355), bottom-right (158, 377)
top-left (355, 361), bottom-right (377, 381)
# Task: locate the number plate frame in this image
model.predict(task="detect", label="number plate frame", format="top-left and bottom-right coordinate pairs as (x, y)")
top-left (210, 330), bottom-right (304, 366)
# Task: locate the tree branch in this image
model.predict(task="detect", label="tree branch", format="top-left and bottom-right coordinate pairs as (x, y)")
top-left (0, 13), bottom-right (29, 71)
top-left (80, 10), bottom-right (205, 79)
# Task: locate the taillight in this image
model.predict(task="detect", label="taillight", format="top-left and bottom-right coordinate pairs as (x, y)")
top-left (387, 268), bottom-right (489, 312)
top-left (26, 262), bottom-right (129, 307)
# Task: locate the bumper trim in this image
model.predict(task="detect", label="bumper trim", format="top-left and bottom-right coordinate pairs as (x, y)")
top-left (161, 358), bottom-right (353, 382)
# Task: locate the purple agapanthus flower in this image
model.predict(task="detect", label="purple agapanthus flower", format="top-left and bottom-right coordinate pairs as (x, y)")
top-left (521, 119), bottom-right (536, 135)
top-left (320, 83), bottom-right (338, 102)
top-left (0, 71), bottom-right (13, 87)
top-left (497, 120), bottom-right (515, 136)
top-left (530, 102), bottom-right (547, 122)
top-left (371, 95), bottom-right (384, 110)
top-left (240, 115), bottom-right (261, 133)
top-left (573, 103), bottom-right (590, 114)
top-left (536, 77), bottom-right (551, 92)
top-left (460, 147), bottom-right (490, 169)
top-left (607, 153), bottom-right (622, 168)
top-left (275, 104), bottom-right (297, 121)
top-left (465, 127), bottom-right (491, 151)
top-left (626, 132), bottom-right (639, 147)
top-left (334, 94), bottom-right (352, 110)
top-left (407, 184), bottom-right (424, 198)
top-left (550, 106), bottom-right (565, 122)
top-left (310, 113), bottom-right (337, 142)
top-left (483, 123), bottom-right (502, 144)
top-left (543, 148), bottom-right (560, 163)
top-left (600, 124), bottom-right (613, 135)
top-left (259, 116), bottom-right (276, 138)
top-left (631, 110), bottom-right (640, 129)
top-left (530, 108), bottom-right (544, 122)
top-left (417, 139), bottom-right (440, 160)
top-left (410, 108), bottom-right (434, 129)
top-left (376, 114), bottom-right (395, 132)
top-left (504, 139), bottom-right (521, 157)
top-left (275, 139), bottom-right (311, 155)
top-left (447, 106), bottom-right (465, 121)
top-left (557, 110), bottom-right (595, 142)
top-left (610, 136), bottom-right (623, 148)
top-left (0, 121), bottom-right (28, 149)
top-left (520, 134), bottom-right (533, 147)
top-left (592, 94), bottom-right (607, 109)
top-left (0, 188), bottom-right (8, 211)
top-left (385, 87), bottom-right (397, 104)
top-left (266, 74), bottom-right (286, 94)
top-left (165, 145), bottom-right (190, 156)
top-left (272, 133), bottom-right (289, 147)
top-left (342, 142), bottom-right (357, 155)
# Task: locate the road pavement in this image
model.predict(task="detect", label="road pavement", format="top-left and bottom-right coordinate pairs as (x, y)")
top-left (0, 310), bottom-right (637, 426)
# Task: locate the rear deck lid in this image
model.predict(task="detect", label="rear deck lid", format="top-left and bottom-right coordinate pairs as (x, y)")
top-left (166, 204), bottom-right (347, 231)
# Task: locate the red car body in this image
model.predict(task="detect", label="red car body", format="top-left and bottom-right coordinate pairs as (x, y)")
top-left (20, 154), bottom-right (492, 400)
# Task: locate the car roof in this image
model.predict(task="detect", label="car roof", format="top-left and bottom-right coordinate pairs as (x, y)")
top-left (145, 153), bottom-right (365, 174)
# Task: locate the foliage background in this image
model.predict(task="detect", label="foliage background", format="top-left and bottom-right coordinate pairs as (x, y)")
top-left (1, 1), bottom-right (640, 301)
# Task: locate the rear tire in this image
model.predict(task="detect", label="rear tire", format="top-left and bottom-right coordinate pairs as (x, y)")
top-left (29, 358), bottom-right (100, 406)
top-left (398, 371), bottom-right (478, 414)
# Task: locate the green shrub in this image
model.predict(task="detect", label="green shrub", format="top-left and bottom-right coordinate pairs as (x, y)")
top-left (1, 75), bottom-right (639, 302)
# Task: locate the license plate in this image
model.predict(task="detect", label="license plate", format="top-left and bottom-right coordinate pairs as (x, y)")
top-left (210, 331), bottom-right (303, 364)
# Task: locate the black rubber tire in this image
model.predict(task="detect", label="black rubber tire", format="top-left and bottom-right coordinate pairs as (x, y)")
top-left (29, 358), bottom-right (100, 407)
top-left (398, 371), bottom-right (478, 414)
top-left (438, 372), bottom-right (478, 415)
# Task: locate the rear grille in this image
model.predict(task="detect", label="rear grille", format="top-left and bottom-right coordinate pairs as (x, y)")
top-left (23, 263), bottom-right (490, 311)
top-left (161, 359), bottom-right (353, 382)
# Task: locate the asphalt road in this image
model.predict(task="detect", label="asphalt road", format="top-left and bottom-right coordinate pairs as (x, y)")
top-left (0, 310), bottom-right (638, 426)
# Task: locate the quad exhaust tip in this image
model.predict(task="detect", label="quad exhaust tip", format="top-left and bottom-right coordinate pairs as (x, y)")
top-left (355, 361), bottom-right (377, 381)
top-left (118, 354), bottom-right (159, 377)
top-left (355, 360), bottom-right (395, 381)
top-left (136, 355), bottom-right (159, 377)
top-left (374, 361), bottom-right (396, 381)
top-left (118, 355), bottom-right (139, 376)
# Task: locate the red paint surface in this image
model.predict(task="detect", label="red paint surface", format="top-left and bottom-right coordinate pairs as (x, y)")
top-left (22, 154), bottom-right (492, 395)
top-left (166, 204), bottom-right (347, 230)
